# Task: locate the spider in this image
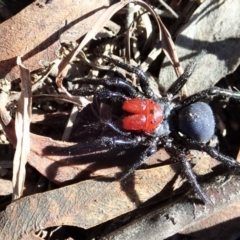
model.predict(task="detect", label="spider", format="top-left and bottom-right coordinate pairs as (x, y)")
top-left (69, 52), bottom-right (240, 203)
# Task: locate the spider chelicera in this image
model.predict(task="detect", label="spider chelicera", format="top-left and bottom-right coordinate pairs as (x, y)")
top-left (69, 52), bottom-right (240, 203)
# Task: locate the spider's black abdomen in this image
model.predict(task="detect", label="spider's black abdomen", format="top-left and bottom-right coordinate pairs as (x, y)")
top-left (178, 102), bottom-right (215, 143)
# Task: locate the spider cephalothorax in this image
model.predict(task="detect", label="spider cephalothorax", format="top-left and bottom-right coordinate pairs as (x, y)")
top-left (69, 54), bottom-right (240, 202)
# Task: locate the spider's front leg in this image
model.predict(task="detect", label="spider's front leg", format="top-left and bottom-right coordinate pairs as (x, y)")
top-left (70, 77), bottom-right (140, 99)
top-left (163, 138), bottom-right (209, 203)
top-left (102, 56), bottom-right (157, 100)
top-left (166, 50), bottom-right (206, 98)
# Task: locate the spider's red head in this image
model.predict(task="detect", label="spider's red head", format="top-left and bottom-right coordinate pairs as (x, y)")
top-left (122, 99), bottom-right (164, 133)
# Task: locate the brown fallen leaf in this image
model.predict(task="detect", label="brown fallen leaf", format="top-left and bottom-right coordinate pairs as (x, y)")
top-left (0, 0), bottom-right (110, 81)
top-left (0, 164), bottom-right (179, 239)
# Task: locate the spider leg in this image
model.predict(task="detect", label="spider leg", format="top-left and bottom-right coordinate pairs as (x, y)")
top-left (166, 50), bottom-right (206, 97)
top-left (72, 136), bottom-right (142, 152)
top-left (102, 56), bottom-right (157, 99)
top-left (163, 138), bottom-right (209, 202)
top-left (70, 87), bottom-right (95, 96)
top-left (181, 87), bottom-right (240, 107)
top-left (176, 137), bottom-right (240, 169)
top-left (96, 89), bottom-right (130, 101)
top-left (71, 77), bottom-right (140, 98)
top-left (72, 86), bottom-right (130, 101)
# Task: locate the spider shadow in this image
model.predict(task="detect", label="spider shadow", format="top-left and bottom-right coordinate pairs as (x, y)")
top-left (42, 143), bottom-right (180, 207)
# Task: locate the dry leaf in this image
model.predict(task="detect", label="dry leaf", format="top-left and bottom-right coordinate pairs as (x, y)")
top-left (0, 164), bottom-right (178, 239)
top-left (0, 0), bottom-right (110, 81)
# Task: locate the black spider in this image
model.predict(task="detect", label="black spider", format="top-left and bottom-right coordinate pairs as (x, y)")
top-left (69, 52), bottom-right (240, 203)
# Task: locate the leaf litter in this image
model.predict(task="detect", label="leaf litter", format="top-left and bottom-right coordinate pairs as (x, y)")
top-left (0, 0), bottom-right (240, 239)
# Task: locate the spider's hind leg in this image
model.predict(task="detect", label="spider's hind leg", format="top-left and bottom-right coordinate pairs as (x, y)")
top-left (178, 137), bottom-right (240, 169)
top-left (181, 87), bottom-right (240, 107)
